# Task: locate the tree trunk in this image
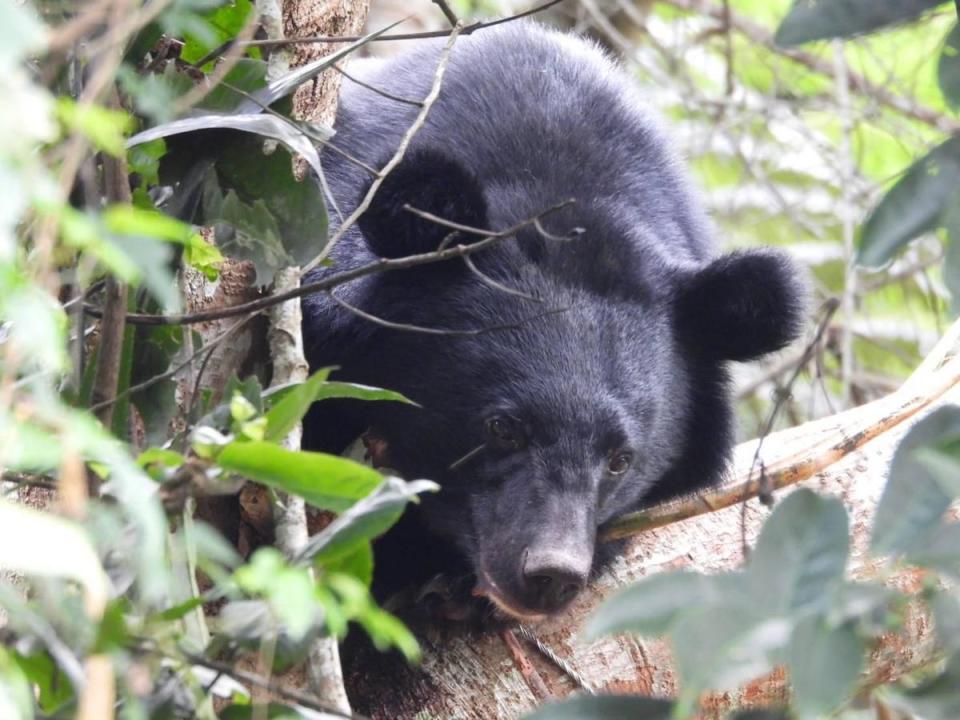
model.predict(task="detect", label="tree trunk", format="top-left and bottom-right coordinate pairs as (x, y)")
top-left (345, 344), bottom-right (960, 719)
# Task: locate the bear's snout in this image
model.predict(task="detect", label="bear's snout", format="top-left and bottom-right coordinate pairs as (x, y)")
top-left (520, 547), bottom-right (590, 613)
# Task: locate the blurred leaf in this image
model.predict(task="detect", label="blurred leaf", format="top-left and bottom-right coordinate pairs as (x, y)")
top-left (0, 284), bottom-right (68, 373)
top-left (324, 542), bottom-right (374, 588)
top-left (858, 136), bottom-right (960, 269)
top-left (523, 694), bottom-right (674, 719)
top-left (12, 649), bottom-right (73, 715)
top-left (55, 98), bottom-right (133, 156)
top-left (672, 607), bottom-right (790, 715)
top-left (312, 381), bottom-right (415, 405)
top-left (0, 647), bottom-right (34, 720)
top-left (106, 234), bottom-right (179, 310)
top-left (726, 713), bottom-right (791, 720)
top-left (0, 500), bottom-right (109, 616)
top-left (324, 573), bottom-right (419, 661)
top-left (872, 406), bottom-right (960, 555)
top-left (0, 0), bottom-right (46, 62)
top-left (904, 521), bottom-right (960, 578)
top-left (234, 549), bottom-right (322, 642)
top-left (217, 441), bottom-right (382, 511)
top-left (748, 489), bottom-right (849, 616)
top-left (939, 24), bottom-right (960, 108)
top-left (933, 589), bottom-right (960, 653)
top-left (586, 571), bottom-right (728, 639)
top-left (943, 197), bottom-right (960, 315)
top-left (775, 0), bottom-right (947, 46)
top-left (220, 703), bottom-right (305, 720)
top-left (789, 617), bottom-right (864, 720)
top-left (298, 477), bottom-right (438, 565)
top-left (887, 652), bottom-right (960, 720)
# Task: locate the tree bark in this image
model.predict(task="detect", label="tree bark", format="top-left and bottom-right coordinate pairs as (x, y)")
top-left (345, 345), bottom-right (960, 719)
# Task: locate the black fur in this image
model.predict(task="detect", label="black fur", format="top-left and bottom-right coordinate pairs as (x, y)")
top-left (357, 148), bottom-right (489, 259)
top-left (301, 22), bottom-right (807, 623)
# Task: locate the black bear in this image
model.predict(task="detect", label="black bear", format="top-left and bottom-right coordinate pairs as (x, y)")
top-left (302, 22), bottom-right (806, 623)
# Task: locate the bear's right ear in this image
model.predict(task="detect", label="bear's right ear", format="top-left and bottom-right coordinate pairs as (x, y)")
top-left (357, 148), bottom-right (489, 259)
top-left (675, 248), bottom-right (808, 362)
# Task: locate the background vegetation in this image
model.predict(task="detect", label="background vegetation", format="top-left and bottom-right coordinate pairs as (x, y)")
top-left (2, 0), bottom-right (960, 719)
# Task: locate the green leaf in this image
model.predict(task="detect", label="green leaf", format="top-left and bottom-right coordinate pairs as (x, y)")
top-left (180, 0), bottom-right (254, 67)
top-left (324, 543), bottom-right (374, 588)
top-left (940, 24), bottom-right (960, 108)
top-left (748, 489), bottom-right (849, 616)
top-left (523, 694), bottom-right (674, 719)
top-left (264, 371), bottom-right (413, 443)
top-left (788, 617), bottom-right (864, 720)
top-left (216, 441), bottom-right (382, 511)
top-left (264, 369), bottom-right (332, 442)
top-left (55, 98), bottom-right (133, 156)
top-left (296, 477), bottom-right (439, 565)
top-left (210, 137), bottom-right (327, 279)
top-left (871, 406), bottom-right (960, 555)
top-left (234, 549), bottom-right (321, 642)
top-left (312, 381), bottom-right (415, 405)
top-left (774, 0), bottom-right (947, 47)
top-left (0, 647), bottom-right (34, 720)
top-left (858, 136), bottom-right (960, 269)
top-left (585, 571), bottom-right (729, 639)
top-left (127, 138), bottom-right (167, 185)
top-left (12, 649), bottom-right (74, 715)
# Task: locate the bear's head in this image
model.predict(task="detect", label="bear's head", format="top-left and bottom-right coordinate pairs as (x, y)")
top-left (342, 149), bottom-right (807, 620)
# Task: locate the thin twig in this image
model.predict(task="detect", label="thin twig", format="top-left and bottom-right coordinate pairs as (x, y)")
top-left (433, 0), bottom-right (460, 27)
top-left (334, 64), bottom-right (424, 107)
top-left (180, 652), bottom-right (366, 720)
top-left (84, 200), bottom-right (574, 326)
top-left (237, 0), bottom-right (567, 49)
top-left (328, 291), bottom-right (570, 337)
top-left (302, 24), bottom-right (463, 274)
top-left (88, 314), bottom-right (257, 414)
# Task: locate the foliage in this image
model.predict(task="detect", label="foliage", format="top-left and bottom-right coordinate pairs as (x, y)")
top-left (0, 1), bottom-right (429, 718)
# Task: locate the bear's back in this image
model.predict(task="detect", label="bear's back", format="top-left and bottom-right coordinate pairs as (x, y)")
top-left (319, 22), bottom-right (714, 270)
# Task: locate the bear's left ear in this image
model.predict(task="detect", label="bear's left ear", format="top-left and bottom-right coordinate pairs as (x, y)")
top-left (357, 148), bottom-right (489, 259)
top-left (675, 249), bottom-right (808, 362)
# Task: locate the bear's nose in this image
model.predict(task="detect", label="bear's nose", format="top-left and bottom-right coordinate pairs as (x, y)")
top-left (521, 549), bottom-right (589, 612)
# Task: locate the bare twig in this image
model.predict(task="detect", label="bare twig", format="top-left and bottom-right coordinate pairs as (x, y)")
top-left (661, 0), bottom-right (960, 134)
top-left (328, 291), bottom-right (570, 336)
top-left (238, 0), bottom-right (567, 49)
top-left (302, 24), bottom-right (463, 273)
top-left (602, 339), bottom-right (960, 542)
top-left (181, 652), bottom-right (365, 720)
top-left (433, 0), bottom-right (460, 27)
top-left (84, 200), bottom-right (574, 326)
top-left (334, 64), bottom-right (424, 107)
top-left (90, 153), bottom-right (132, 431)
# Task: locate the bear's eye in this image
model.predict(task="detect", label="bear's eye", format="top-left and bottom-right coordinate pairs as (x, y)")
top-left (607, 451), bottom-right (633, 475)
top-left (486, 416), bottom-right (522, 449)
